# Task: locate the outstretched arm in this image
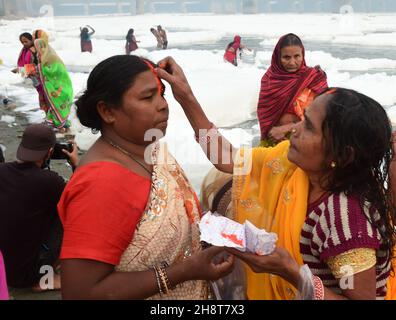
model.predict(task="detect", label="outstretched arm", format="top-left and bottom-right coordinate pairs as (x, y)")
top-left (227, 247), bottom-right (377, 300)
top-left (240, 44), bottom-right (252, 51)
top-left (156, 57), bottom-right (236, 174)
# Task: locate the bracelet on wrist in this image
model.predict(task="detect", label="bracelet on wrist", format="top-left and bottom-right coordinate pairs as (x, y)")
top-left (313, 276), bottom-right (325, 300)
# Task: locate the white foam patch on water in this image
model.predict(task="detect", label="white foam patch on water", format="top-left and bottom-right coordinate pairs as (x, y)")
top-left (1, 13), bottom-right (396, 190)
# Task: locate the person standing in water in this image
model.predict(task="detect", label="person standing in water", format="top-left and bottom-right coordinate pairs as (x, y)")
top-left (157, 25), bottom-right (168, 49)
top-left (80, 25), bottom-right (95, 53)
top-left (150, 28), bottom-right (163, 49)
top-left (224, 35), bottom-right (251, 67)
top-left (125, 29), bottom-right (139, 55)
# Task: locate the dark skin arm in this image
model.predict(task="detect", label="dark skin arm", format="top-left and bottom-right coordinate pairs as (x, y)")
top-left (62, 141), bottom-right (79, 170)
top-left (156, 57), bottom-right (235, 174)
top-left (227, 247), bottom-right (377, 300)
top-left (61, 246), bottom-right (234, 300)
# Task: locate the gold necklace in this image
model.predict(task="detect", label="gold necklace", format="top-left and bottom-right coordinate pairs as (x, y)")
top-left (102, 137), bottom-right (152, 175)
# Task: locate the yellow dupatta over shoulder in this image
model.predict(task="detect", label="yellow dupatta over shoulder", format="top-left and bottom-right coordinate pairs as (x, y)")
top-left (232, 141), bottom-right (308, 300)
top-left (232, 141), bottom-right (396, 300)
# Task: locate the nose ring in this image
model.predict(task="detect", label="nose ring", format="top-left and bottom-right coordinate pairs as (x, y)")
top-left (291, 129), bottom-right (297, 134)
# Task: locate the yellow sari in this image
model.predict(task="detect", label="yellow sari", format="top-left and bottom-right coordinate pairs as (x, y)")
top-left (232, 141), bottom-right (396, 300)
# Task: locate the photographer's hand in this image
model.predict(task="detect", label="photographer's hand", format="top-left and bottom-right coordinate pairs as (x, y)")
top-left (62, 141), bottom-right (79, 170)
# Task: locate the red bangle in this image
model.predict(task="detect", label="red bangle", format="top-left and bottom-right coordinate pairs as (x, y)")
top-left (313, 276), bottom-right (324, 300)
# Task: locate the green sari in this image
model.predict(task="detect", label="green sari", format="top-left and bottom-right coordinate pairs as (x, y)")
top-left (35, 39), bottom-right (73, 129)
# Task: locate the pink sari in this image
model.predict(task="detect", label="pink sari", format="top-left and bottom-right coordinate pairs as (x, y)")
top-left (18, 47), bottom-right (47, 112)
top-left (17, 47), bottom-right (33, 67)
top-left (0, 251), bottom-right (9, 300)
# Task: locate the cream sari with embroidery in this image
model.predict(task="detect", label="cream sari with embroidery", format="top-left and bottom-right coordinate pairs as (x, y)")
top-left (115, 143), bottom-right (209, 300)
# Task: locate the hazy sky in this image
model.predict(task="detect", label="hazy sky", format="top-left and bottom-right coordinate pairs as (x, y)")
top-left (2, 0), bottom-right (396, 17)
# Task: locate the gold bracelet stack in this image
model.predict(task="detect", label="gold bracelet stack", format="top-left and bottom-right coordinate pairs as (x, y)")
top-left (153, 262), bottom-right (174, 295)
top-left (153, 267), bottom-right (163, 296)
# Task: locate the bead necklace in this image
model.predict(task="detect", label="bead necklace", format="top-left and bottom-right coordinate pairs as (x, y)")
top-left (102, 137), bottom-right (152, 175)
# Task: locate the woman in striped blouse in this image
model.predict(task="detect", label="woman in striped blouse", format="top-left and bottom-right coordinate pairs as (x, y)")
top-left (156, 56), bottom-right (396, 300)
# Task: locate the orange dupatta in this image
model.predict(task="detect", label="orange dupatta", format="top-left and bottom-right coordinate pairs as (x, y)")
top-left (386, 253), bottom-right (396, 300)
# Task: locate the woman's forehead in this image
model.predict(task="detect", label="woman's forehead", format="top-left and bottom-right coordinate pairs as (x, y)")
top-left (129, 71), bottom-right (159, 92)
top-left (308, 95), bottom-right (330, 119)
top-left (281, 45), bottom-right (303, 54)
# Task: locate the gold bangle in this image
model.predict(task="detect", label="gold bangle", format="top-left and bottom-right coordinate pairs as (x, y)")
top-left (153, 267), bottom-right (163, 296)
top-left (160, 262), bottom-right (175, 290)
top-left (157, 265), bottom-right (169, 294)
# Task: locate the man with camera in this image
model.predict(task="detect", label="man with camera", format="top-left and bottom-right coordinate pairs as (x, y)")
top-left (0, 123), bottom-right (78, 291)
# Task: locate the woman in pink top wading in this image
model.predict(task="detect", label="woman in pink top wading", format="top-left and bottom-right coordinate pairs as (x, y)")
top-left (0, 251), bottom-right (9, 300)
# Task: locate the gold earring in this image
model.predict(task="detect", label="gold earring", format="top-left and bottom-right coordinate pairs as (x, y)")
top-left (330, 161), bottom-right (337, 169)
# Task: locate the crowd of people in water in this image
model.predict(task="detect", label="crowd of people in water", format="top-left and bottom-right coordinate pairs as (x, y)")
top-left (0, 25), bottom-right (395, 301)
top-left (80, 24), bottom-right (168, 54)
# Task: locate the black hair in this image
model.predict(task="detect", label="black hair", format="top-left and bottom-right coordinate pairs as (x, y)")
top-left (80, 27), bottom-right (89, 41)
top-left (19, 32), bottom-right (33, 42)
top-left (279, 33), bottom-right (303, 50)
top-left (76, 55), bottom-right (158, 132)
top-left (126, 28), bottom-right (134, 41)
top-left (320, 88), bottom-right (395, 272)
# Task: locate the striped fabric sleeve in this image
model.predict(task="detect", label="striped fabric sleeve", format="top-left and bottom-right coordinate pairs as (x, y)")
top-left (318, 193), bottom-right (381, 261)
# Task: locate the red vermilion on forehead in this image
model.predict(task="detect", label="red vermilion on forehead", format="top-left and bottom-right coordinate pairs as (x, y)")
top-left (143, 60), bottom-right (162, 95)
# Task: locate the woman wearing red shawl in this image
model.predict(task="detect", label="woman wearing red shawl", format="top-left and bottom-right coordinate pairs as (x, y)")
top-left (224, 35), bottom-right (250, 67)
top-left (257, 33), bottom-right (328, 146)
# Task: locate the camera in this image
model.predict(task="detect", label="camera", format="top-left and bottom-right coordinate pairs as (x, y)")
top-left (51, 142), bottom-right (73, 160)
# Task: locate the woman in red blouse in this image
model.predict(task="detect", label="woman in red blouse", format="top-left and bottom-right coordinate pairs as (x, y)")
top-left (58, 55), bottom-right (234, 300)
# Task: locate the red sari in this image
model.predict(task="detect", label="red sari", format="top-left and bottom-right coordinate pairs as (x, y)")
top-left (126, 35), bottom-right (138, 54)
top-left (257, 34), bottom-right (328, 140)
top-left (224, 35), bottom-right (241, 66)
